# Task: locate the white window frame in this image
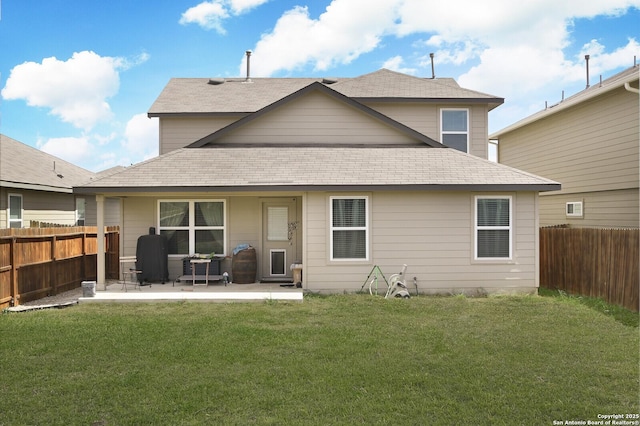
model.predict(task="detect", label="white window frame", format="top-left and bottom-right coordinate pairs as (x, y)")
top-left (75, 197), bottom-right (86, 226)
top-left (330, 195), bottom-right (369, 261)
top-left (440, 108), bottom-right (469, 153)
top-left (270, 249), bottom-right (287, 276)
top-left (474, 195), bottom-right (512, 260)
top-left (8, 193), bottom-right (23, 229)
top-left (158, 199), bottom-right (226, 256)
top-left (566, 201), bottom-right (583, 218)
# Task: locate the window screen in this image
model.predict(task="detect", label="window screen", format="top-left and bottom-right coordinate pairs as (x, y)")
top-left (331, 197), bottom-right (367, 260)
top-left (441, 109), bottom-right (469, 152)
top-left (476, 197), bottom-right (511, 259)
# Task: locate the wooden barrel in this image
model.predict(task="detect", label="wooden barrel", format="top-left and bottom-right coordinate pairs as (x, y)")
top-left (232, 247), bottom-right (257, 284)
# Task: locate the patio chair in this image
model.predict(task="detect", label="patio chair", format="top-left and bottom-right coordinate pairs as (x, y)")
top-left (119, 256), bottom-right (143, 291)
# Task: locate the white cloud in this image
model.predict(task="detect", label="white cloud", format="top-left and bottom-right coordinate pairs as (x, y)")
top-left (382, 56), bottom-right (417, 75)
top-left (1, 51), bottom-right (133, 131)
top-left (38, 136), bottom-right (92, 166)
top-left (179, 0), bottom-right (269, 33)
top-left (121, 114), bottom-right (159, 160)
top-left (245, 0), bottom-right (640, 83)
top-left (245, 1), bottom-right (399, 76)
top-left (180, 1), bottom-right (229, 33)
top-left (229, 0), bottom-right (270, 14)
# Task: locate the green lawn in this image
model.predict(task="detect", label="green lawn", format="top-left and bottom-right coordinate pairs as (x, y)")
top-left (1, 294), bottom-right (638, 425)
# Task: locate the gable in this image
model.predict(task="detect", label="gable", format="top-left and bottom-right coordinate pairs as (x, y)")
top-left (207, 90), bottom-right (424, 146)
top-left (189, 82), bottom-right (442, 148)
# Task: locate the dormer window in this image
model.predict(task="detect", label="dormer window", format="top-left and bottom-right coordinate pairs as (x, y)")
top-left (441, 108), bottom-right (469, 152)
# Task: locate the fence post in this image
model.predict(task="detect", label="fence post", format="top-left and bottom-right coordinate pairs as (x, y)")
top-left (10, 237), bottom-right (17, 306)
top-left (51, 235), bottom-right (57, 296)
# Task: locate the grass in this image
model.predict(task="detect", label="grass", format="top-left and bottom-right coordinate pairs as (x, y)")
top-left (538, 287), bottom-right (639, 327)
top-left (1, 294), bottom-right (638, 425)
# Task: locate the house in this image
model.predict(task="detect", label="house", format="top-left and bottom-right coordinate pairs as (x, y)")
top-left (490, 65), bottom-right (639, 228)
top-left (0, 134), bottom-right (122, 228)
top-left (76, 69), bottom-right (560, 294)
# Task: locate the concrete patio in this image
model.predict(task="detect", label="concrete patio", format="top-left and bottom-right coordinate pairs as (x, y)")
top-left (78, 279), bottom-right (304, 303)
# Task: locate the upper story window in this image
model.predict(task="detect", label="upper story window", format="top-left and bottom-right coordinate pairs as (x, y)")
top-left (475, 196), bottom-right (512, 260)
top-left (8, 194), bottom-right (23, 228)
top-left (158, 200), bottom-right (226, 256)
top-left (330, 196), bottom-right (368, 261)
top-left (441, 108), bottom-right (469, 152)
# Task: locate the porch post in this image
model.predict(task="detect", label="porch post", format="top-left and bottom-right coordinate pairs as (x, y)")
top-left (96, 194), bottom-right (106, 290)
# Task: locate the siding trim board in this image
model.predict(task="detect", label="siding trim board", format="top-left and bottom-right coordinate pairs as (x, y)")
top-left (76, 184), bottom-right (559, 195)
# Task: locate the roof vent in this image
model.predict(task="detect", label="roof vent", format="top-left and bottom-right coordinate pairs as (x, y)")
top-left (322, 77), bottom-right (338, 84)
top-left (245, 50), bottom-right (252, 83)
top-left (585, 54), bottom-right (590, 89)
top-left (430, 53), bottom-right (435, 79)
top-left (208, 78), bottom-right (225, 85)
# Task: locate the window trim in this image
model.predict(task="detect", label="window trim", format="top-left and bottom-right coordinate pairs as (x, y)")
top-left (8, 193), bottom-right (23, 229)
top-left (440, 108), bottom-right (469, 153)
top-left (474, 195), bottom-right (512, 261)
top-left (566, 201), bottom-right (583, 218)
top-left (329, 195), bottom-right (369, 262)
top-left (158, 199), bottom-right (227, 256)
top-left (75, 197), bottom-right (86, 226)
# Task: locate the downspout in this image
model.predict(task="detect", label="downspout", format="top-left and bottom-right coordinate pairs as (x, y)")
top-left (624, 82), bottom-right (639, 94)
top-left (626, 56), bottom-right (639, 93)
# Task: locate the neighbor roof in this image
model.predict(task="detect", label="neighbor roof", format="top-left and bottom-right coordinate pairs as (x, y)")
top-left (1, 134), bottom-right (95, 193)
top-left (75, 146), bottom-right (560, 194)
top-left (491, 65), bottom-right (639, 138)
top-left (148, 68), bottom-right (504, 116)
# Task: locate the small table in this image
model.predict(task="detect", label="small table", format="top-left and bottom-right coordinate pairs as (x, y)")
top-left (190, 258), bottom-right (210, 286)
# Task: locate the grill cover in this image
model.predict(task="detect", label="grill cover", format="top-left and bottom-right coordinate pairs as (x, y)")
top-left (136, 232), bottom-right (169, 284)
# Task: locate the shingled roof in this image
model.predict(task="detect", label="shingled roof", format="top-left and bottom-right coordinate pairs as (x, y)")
top-left (76, 146), bottom-right (559, 194)
top-left (1, 134), bottom-right (95, 193)
top-left (148, 68), bottom-right (504, 116)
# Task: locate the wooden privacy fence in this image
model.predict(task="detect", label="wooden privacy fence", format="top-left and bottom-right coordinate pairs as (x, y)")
top-left (540, 226), bottom-right (639, 312)
top-left (0, 226), bottom-right (119, 308)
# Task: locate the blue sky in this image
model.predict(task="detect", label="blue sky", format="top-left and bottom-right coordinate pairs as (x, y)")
top-left (1, 0), bottom-right (638, 172)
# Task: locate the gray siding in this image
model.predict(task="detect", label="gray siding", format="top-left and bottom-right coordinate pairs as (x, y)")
top-left (498, 85), bottom-right (639, 228)
top-left (304, 190), bottom-right (538, 294)
top-left (119, 191), bottom-right (539, 293)
top-left (84, 196), bottom-right (121, 227)
top-left (160, 116), bottom-right (241, 154)
top-left (218, 91), bottom-right (420, 146)
top-left (359, 102), bottom-right (490, 158)
top-left (539, 189), bottom-right (639, 228)
top-left (0, 188), bottom-right (76, 227)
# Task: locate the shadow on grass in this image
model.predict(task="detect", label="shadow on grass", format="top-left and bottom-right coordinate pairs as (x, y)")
top-left (538, 287), bottom-right (639, 328)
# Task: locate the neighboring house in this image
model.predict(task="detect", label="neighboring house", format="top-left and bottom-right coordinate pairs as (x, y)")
top-left (0, 134), bottom-right (122, 228)
top-left (77, 69), bottom-right (559, 294)
top-left (490, 65), bottom-right (639, 228)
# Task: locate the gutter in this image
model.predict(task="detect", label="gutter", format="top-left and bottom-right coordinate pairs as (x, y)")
top-left (491, 68), bottom-right (639, 138)
top-left (624, 82), bottom-right (640, 94)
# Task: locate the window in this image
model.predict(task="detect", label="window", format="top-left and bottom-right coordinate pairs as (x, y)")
top-left (475, 196), bottom-right (511, 259)
top-left (158, 200), bottom-right (225, 256)
top-left (8, 194), bottom-right (23, 228)
top-left (330, 196), bottom-right (368, 260)
top-left (76, 198), bottom-right (86, 226)
top-left (441, 109), bottom-right (469, 152)
top-left (566, 202), bottom-right (583, 218)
